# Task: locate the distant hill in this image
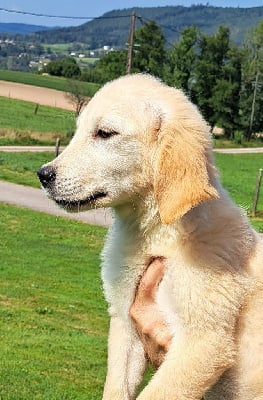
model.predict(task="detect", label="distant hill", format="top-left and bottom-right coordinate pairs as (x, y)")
top-left (0, 23), bottom-right (54, 35)
top-left (26, 5), bottom-right (263, 47)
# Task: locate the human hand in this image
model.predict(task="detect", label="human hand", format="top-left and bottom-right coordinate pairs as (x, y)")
top-left (129, 257), bottom-right (172, 368)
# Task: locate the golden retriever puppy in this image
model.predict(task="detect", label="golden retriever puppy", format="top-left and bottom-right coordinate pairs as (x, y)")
top-left (38, 74), bottom-right (263, 400)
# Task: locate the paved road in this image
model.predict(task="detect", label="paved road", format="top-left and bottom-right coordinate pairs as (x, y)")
top-left (214, 147), bottom-right (263, 154)
top-left (0, 145), bottom-right (66, 153)
top-left (1, 146), bottom-right (263, 153)
top-left (0, 180), bottom-right (112, 227)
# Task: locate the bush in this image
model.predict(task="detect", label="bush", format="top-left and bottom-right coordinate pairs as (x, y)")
top-left (43, 57), bottom-right (81, 79)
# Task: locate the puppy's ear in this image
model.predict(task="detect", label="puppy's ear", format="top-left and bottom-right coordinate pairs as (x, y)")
top-left (154, 121), bottom-right (219, 225)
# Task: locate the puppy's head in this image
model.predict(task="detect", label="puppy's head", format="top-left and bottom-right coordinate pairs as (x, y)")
top-left (38, 74), bottom-right (218, 223)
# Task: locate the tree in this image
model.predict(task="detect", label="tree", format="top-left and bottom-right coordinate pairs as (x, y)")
top-left (62, 59), bottom-right (81, 79)
top-left (210, 45), bottom-right (243, 137)
top-left (66, 79), bottom-right (89, 115)
top-left (240, 21), bottom-right (263, 139)
top-left (132, 21), bottom-right (166, 79)
top-left (82, 21), bottom-right (166, 84)
top-left (191, 26), bottom-right (243, 137)
top-left (43, 57), bottom-right (81, 79)
top-left (92, 50), bottom-right (126, 83)
top-left (167, 26), bottom-right (200, 95)
top-left (193, 26), bottom-right (231, 121)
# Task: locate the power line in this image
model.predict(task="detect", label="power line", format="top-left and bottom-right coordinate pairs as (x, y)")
top-left (0, 7), bottom-right (181, 39)
top-left (0, 6), bottom-right (181, 49)
top-left (0, 7), bottom-right (130, 21)
top-left (139, 16), bottom-right (181, 34)
top-left (137, 16), bottom-right (180, 47)
top-left (0, 7), bottom-right (181, 35)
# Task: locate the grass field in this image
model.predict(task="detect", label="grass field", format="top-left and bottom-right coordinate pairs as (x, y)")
top-left (0, 69), bottom-right (100, 97)
top-left (0, 97), bottom-right (76, 145)
top-left (42, 43), bottom-right (72, 53)
top-left (0, 203), bottom-right (108, 399)
top-left (0, 151), bottom-right (263, 212)
top-left (215, 153), bottom-right (263, 210)
top-left (0, 151), bottom-right (263, 397)
top-left (0, 152), bottom-right (54, 187)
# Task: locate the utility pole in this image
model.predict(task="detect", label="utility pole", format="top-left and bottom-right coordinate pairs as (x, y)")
top-left (126, 12), bottom-right (136, 74)
top-left (249, 70), bottom-right (260, 140)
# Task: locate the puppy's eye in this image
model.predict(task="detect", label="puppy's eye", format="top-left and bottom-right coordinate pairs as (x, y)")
top-left (96, 129), bottom-right (117, 139)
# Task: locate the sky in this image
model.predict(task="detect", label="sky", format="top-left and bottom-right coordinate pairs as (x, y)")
top-left (0, 0), bottom-right (262, 27)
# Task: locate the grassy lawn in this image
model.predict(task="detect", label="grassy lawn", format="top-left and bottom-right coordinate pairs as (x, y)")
top-left (0, 150), bottom-right (263, 397)
top-left (213, 137), bottom-right (263, 148)
top-left (1, 151), bottom-right (263, 215)
top-left (0, 203), bottom-right (108, 399)
top-left (0, 152), bottom-right (54, 187)
top-left (0, 97), bottom-right (76, 145)
top-left (42, 43), bottom-right (72, 53)
top-left (0, 69), bottom-right (100, 97)
top-left (215, 153), bottom-right (263, 210)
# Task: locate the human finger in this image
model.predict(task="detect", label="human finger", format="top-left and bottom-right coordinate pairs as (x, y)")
top-left (136, 257), bottom-right (166, 303)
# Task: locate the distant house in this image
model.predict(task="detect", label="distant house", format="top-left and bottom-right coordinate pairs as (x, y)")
top-left (212, 126), bottom-right (225, 136)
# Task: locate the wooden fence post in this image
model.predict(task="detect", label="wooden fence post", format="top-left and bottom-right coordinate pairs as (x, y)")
top-left (34, 103), bottom-right (39, 115)
top-left (252, 168), bottom-right (262, 217)
top-left (55, 137), bottom-right (60, 158)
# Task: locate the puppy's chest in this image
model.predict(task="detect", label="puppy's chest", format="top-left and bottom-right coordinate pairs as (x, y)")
top-left (101, 225), bottom-right (181, 317)
top-left (101, 235), bottom-right (151, 316)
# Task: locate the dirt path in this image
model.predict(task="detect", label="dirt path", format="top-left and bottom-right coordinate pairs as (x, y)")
top-left (214, 148), bottom-right (263, 154)
top-left (0, 80), bottom-right (75, 111)
top-left (0, 180), bottom-right (112, 227)
top-left (1, 146), bottom-right (263, 154)
top-left (0, 145), bottom-right (66, 152)
top-left (0, 83), bottom-right (111, 227)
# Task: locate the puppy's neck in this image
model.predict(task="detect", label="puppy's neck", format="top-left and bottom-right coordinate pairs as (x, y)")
top-left (113, 193), bottom-right (160, 233)
top-left (112, 187), bottom-right (256, 270)
top-left (112, 194), bottom-right (178, 261)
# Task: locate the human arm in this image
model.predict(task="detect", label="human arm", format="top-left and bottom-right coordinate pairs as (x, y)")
top-left (129, 257), bottom-right (172, 368)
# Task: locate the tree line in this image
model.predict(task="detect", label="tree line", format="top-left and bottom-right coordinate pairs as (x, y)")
top-left (23, 6), bottom-right (263, 48)
top-left (45, 20), bottom-right (263, 140)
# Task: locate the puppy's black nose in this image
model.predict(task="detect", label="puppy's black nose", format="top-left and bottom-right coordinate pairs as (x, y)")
top-left (37, 166), bottom-right (56, 188)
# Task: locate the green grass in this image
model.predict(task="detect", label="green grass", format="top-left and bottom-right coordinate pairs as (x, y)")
top-left (1, 151), bottom-right (263, 232)
top-left (1, 151), bottom-right (263, 210)
top-left (42, 43), bottom-right (72, 53)
top-left (78, 58), bottom-right (100, 66)
top-left (213, 137), bottom-right (263, 148)
top-left (215, 153), bottom-right (263, 210)
top-left (0, 203), bottom-right (108, 399)
top-left (0, 69), bottom-right (100, 97)
top-left (0, 152), bottom-right (54, 187)
top-left (0, 97), bottom-right (76, 145)
top-left (0, 150), bottom-right (263, 397)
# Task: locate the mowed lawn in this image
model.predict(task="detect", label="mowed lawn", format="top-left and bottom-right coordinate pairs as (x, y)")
top-left (0, 152), bottom-right (54, 187)
top-left (0, 150), bottom-right (263, 397)
top-left (0, 69), bottom-right (100, 96)
top-left (0, 150), bottom-right (263, 216)
top-left (0, 204), bottom-right (108, 399)
top-left (0, 97), bottom-right (76, 145)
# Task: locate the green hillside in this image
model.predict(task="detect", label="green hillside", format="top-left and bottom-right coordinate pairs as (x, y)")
top-left (28, 5), bottom-right (263, 47)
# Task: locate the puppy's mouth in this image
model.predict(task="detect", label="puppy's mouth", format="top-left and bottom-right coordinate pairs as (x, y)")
top-left (55, 191), bottom-right (107, 211)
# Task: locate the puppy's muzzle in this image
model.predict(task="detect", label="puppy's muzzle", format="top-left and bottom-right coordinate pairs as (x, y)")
top-left (37, 165), bottom-right (56, 188)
